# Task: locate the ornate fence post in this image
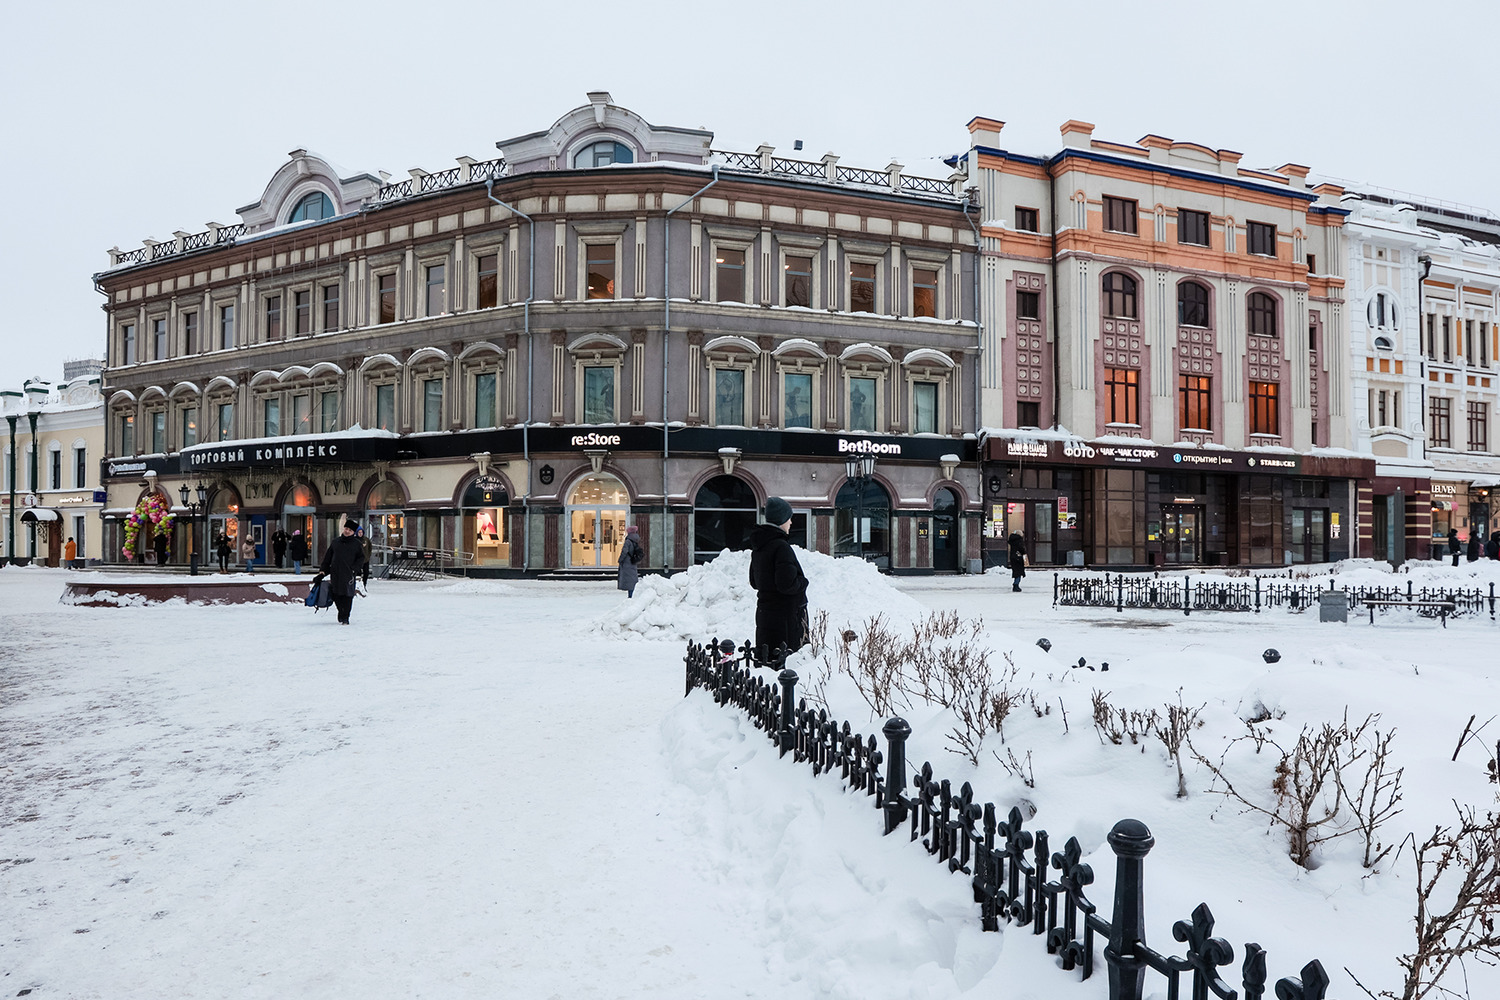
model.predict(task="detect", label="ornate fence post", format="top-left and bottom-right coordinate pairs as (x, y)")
top-left (1255, 575), bottom-right (1261, 614)
top-left (778, 668), bottom-right (798, 757)
top-left (882, 717), bottom-right (911, 835)
top-left (1053, 571), bottom-right (1059, 607)
top-left (1116, 573), bottom-right (1124, 613)
top-left (1105, 819), bottom-right (1156, 1000)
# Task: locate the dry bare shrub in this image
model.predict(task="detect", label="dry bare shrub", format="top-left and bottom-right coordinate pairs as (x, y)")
top-left (1091, 689), bottom-right (1159, 747)
top-left (1153, 690), bottom-right (1205, 799)
top-left (996, 747), bottom-right (1036, 789)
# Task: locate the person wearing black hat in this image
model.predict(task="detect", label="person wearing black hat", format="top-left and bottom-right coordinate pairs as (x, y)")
top-left (748, 496), bottom-right (808, 660)
top-left (315, 518), bottom-right (367, 625)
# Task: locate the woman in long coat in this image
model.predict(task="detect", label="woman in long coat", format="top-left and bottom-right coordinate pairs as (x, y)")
top-left (617, 525), bottom-right (644, 597)
top-left (1007, 532), bottom-right (1027, 593)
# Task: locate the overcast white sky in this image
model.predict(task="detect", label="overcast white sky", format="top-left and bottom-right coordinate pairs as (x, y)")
top-left (3, 0), bottom-right (1495, 383)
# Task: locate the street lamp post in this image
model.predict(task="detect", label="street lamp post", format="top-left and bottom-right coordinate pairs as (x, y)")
top-left (843, 455), bottom-right (877, 561)
top-left (178, 481), bottom-right (207, 576)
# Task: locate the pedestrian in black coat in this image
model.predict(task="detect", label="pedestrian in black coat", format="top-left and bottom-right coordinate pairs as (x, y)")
top-left (288, 530), bottom-right (310, 574)
top-left (617, 525), bottom-right (644, 597)
top-left (1007, 532), bottom-right (1027, 592)
top-left (1449, 528), bottom-right (1461, 567)
top-left (271, 528), bottom-right (289, 569)
top-left (215, 533), bottom-right (232, 573)
top-left (748, 497), bottom-right (808, 661)
top-left (317, 519), bottom-right (367, 625)
top-left (153, 530), bottom-right (169, 567)
top-left (1488, 532), bottom-right (1500, 561)
top-left (1467, 532), bottom-right (1482, 562)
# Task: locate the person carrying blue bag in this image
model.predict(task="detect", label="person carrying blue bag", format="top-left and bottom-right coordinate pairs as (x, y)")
top-left (312, 518), bottom-right (366, 625)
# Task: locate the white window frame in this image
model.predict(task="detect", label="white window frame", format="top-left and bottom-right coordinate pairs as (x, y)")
top-left (148, 314), bottom-right (169, 361)
top-left (776, 360), bottom-right (823, 430)
top-left (575, 359), bottom-right (622, 424)
top-left (178, 402), bottom-right (199, 449)
top-left (368, 376), bottom-right (399, 432)
top-left (844, 253), bottom-right (885, 315)
top-left (577, 233), bottom-right (625, 302)
top-left (258, 393), bottom-right (282, 438)
top-left (213, 300), bottom-right (236, 351)
top-left (420, 256), bottom-right (449, 318)
top-left (906, 256), bottom-right (948, 321)
top-left (707, 360), bottom-right (753, 427)
top-left (470, 244), bottom-right (505, 310)
top-left (286, 282), bottom-right (315, 337)
top-left (289, 391), bottom-right (313, 436)
top-left (909, 378), bottom-right (943, 435)
top-left (469, 364), bottom-right (502, 429)
top-left (210, 397), bottom-right (234, 442)
top-left (260, 291), bottom-right (285, 343)
top-left (47, 441), bottom-right (62, 491)
top-left (372, 268), bottom-right (401, 326)
top-left (417, 372), bottom-right (447, 432)
top-left (843, 367), bottom-right (886, 432)
top-left (146, 408), bottom-right (168, 454)
top-left (709, 237), bottom-right (755, 304)
top-left (776, 240), bottom-right (822, 309)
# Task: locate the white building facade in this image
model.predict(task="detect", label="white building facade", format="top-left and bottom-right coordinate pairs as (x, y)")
top-left (2, 370), bottom-right (106, 565)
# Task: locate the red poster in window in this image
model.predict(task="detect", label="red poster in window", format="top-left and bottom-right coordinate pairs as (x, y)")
top-left (1057, 497), bottom-right (1069, 513)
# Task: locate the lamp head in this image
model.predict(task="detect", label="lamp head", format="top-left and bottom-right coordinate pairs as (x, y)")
top-left (178, 483), bottom-right (190, 505)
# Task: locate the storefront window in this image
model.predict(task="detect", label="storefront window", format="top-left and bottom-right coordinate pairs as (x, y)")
top-left (462, 477), bottom-right (511, 567)
top-left (835, 477), bottom-right (891, 566)
top-left (366, 479), bottom-right (405, 563)
top-left (694, 475), bottom-right (757, 562)
top-left (567, 474), bottom-right (630, 568)
top-left (1091, 468), bottom-right (1145, 565)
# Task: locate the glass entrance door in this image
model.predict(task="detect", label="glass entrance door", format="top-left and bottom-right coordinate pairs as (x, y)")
top-left (566, 474), bottom-right (631, 568)
top-left (1161, 505), bottom-right (1202, 565)
top-left (1290, 508), bottom-right (1327, 564)
top-left (1002, 501), bottom-right (1054, 564)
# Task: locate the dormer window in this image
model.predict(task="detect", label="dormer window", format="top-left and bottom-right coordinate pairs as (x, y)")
top-left (289, 191), bottom-right (335, 223)
top-left (1374, 336), bottom-right (1394, 351)
top-left (572, 141), bottom-right (634, 169)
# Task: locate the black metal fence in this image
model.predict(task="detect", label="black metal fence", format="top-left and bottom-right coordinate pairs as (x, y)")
top-left (1054, 572), bottom-right (1498, 619)
top-left (684, 639), bottom-right (1338, 1000)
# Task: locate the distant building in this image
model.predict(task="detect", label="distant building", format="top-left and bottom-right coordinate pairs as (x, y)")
top-left (62, 359), bottom-right (105, 381)
top-left (1341, 186), bottom-right (1500, 561)
top-left (2, 373), bottom-right (105, 565)
top-left (958, 117), bottom-right (1367, 568)
top-left (95, 93), bottom-right (981, 573)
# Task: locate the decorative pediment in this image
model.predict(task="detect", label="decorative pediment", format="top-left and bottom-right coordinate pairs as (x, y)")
top-left (236, 149), bottom-right (383, 234)
top-left (496, 92), bottom-right (712, 175)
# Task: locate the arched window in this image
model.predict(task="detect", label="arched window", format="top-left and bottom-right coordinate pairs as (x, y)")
top-left (693, 475), bottom-right (758, 562)
top-left (1177, 282), bottom-right (1210, 327)
top-left (572, 141), bottom-right (634, 169)
top-left (1248, 292), bottom-right (1278, 337)
top-left (289, 191), bottom-right (335, 223)
top-left (1374, 336), bottom-right (1393, 351)
top-left (1102, 272), bottom-right (1137, 319)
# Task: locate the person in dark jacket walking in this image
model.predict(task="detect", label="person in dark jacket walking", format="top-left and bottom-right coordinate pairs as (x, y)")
top-left (1488, 531), bottom-right (1500, 561)
top-left (357, 526), bottom-right (373, 585)
top-left (153, 529), bottom-right (169, 567)
top-left (271, 527), bottom-right (289, 568)
top-left (1467, 531), bottom-right (1482, 562)
top-left (1007, 532), bottom-right (1027, 592)
top-left (288, 529), bottom-right (309, 574)
top-left (215, 532), bottom-right (232, 573)
top-left (316, 519), bottom-right (367, 625)
top-left (617, 524), bottom-right (644, 597)
top-left (1449, 528), bottom-right (1461, 566)
top-left (748, 497), bottom-right (809, 660)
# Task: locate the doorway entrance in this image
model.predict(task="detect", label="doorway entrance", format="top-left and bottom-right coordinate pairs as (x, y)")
top-left (1160, 505), bottom-right (1202, 565)
top-left (1002, 501), bottom-right (1054, 565)
top-left (932, 489), bottom-right (959, 571)
top-left (1290, 508), bottom-right (1327, 564)
top-left (567, 474), bottom-right (630, 568)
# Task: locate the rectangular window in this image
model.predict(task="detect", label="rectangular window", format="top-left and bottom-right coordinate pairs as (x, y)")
top-left (319, 391), bottom-right (339, 433)
top-left (1177, 209), bottom-right (1210, 246)
top-left (151, 411), bottom-right (166, 453)
top-left (1376, 389), bottom-right (1388, 428)
top-left (912, 268), bottom-right (938, 318)
top-left (1248, 222), bottom-right (1277, 257)
top-left (74, 515), bottom-right (85, 559)
top-left (217, 402), bottom-right (233, 441)
top-left (784, 255), bottom-right (813, 308)
top-left (1104, 197), bottom-right (1138, 235)
top-left (120, 414), bottom-right (135, 455)
top-left (1306, 253), bottom-right (1317, 274)
top-left (716, 248), bottom-right (746, 303)
top-left (1430, 396), bottom-right (1451, 448)
top-left (1016, 290), bottom-right (1040, 320)
top-left (1426, 315), bottom-right (1435, 360)
top-left (474, 372), bottom-right (497, 429)
top-left (1443, 315), bottom-right (1452, 362)
top-left (1469, 401), bottom-right (1488, 452)
top-left (152, 318), bottom-right (166, 360)
top-left (913, 382), bottom-right (938, 434)
top-left (1015, 207), bottom-right (1039, 233)
top-left (375, 384), bottom-right (395, 431)
top-left (181, 407), bottom-right (197, 448)
top-left (292, 290), bottom-right (311, 335)
top-left (122, 324), bottom-right (136, 364)
top-left (583, 367), bottom-right (615, 423)
top-left (848, 376), bottom-right (877, 431)
top-left (1483, 321), bottom-right (1491, 368)
top-left (322, 284), bottom-right (340, 331)
top-left (1105, 368), bottom-right (1139, 424)
top-left (783, 372), bottom-right (812, 428)
top-left (378, 273), bottom-right (397, 324)
top-left (714, 369), bottom-right (745, 425)
top-left (292, 394), bottom-right (311, 436)
top-left (1249, 381), bottom-right (1279, 435)
top-left (426, 263), bottom-right (446, 316)
top-left (1466, 319), bottom-right (1475, 365)
top-left (183, 312), bottom-right (198, 354)
top-left (220, 304), bottom-right (235, 349)
top-left (477, 254), bottom-right (499, 309)
top-left (263, 398), bottom-right (280, 438)
top-left (585, 245), bottom-right (615, 300)
top-left (423, 379), bottom-right (444, 432)
top-left (850, 261), bottom-right (876, 313)
top-left (49, 449), bottom-right (61, 491)
top-left (1017, 400), bottom-right (1040, 428)
top-left (74, 446), bottom-right (87, 488)
top-left (265, 295), bottom-right (282, 340)
top-left (1178, 375), bottom-right (1211, 430)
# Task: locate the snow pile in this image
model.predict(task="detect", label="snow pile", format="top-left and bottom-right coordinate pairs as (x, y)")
top-left (593, 548), bottom-right (927, 642)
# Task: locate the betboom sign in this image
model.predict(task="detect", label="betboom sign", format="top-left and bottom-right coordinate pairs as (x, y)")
top-left (838, 438), bottom-right (902, 456)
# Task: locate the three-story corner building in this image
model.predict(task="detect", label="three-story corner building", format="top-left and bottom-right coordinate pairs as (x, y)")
top-left (957, 116), bottom-right (1370, 570)
top-left (95, 93), bottom-right (982, 574)
top-left (2, 365), bottom-right (105, 566)
top-left (1342, 187), bottom-right (1500, 563)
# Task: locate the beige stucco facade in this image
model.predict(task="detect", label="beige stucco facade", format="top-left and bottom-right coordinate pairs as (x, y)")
top-left (2, 372), bottom-right (106, 565)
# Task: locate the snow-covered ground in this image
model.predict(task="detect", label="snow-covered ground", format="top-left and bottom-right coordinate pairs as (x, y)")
top-left (3, 557), bottom-right (1499, 998)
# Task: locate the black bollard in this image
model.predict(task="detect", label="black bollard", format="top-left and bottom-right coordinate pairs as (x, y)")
top-left (882, 717), bottom-right (912, 835)
top-left (1105, 819), bottom-right (1156, 1000)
